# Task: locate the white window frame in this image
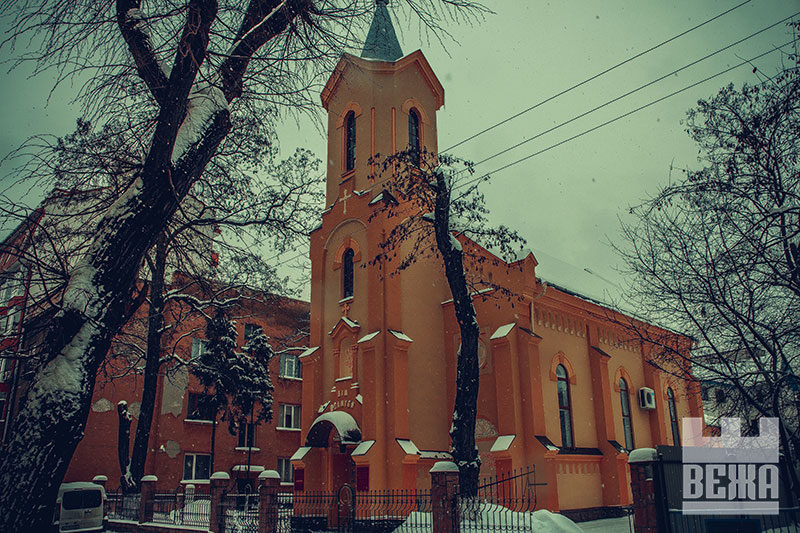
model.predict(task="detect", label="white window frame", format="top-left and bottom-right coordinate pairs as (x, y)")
top-left (278, 404), bottom-right (301, 430)
top-left (191, 338), bottom-right (209, 359)
top-left (280, 353), bottom-right (302, 379)
top-left (183, 453), bottom-right (211, 481)
top-left (277, 457), bottom-right (293, 484)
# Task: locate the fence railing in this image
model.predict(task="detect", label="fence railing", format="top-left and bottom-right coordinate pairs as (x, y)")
top-left (451, 467), bottom-right (546, 533)
top-left (106, 490), bottom-right (140, 521)
top-left (220, 493), bottom-right (259, 533)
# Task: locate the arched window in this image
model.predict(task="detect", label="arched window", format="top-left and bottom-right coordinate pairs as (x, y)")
top-left (408, 108), bottom-right (420, 165)
top-left (619, 378), bottom-right (634, 450)
top-left (667, 387), bottom-right (680, 446)
top-left (556, 364), bottom-right (574, 448)
top-left (345, 111), bottom-right (356, 172)
top-left (342, 248), bottom-right (354, 299)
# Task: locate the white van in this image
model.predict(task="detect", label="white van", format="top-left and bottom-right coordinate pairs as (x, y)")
top-left (55, 482), bottom-right (106, 532)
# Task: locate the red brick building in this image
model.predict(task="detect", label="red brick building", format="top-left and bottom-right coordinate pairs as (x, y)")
top-left (0, 191), bottom-right (310, 493)
top-left (63, 289), bottom-right (309, 493)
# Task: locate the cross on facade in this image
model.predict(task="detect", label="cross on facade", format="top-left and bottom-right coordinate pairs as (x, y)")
top-left (341, 302), bottom-right (351, 317)
top-left (340, 190), bottom-right (352, 214)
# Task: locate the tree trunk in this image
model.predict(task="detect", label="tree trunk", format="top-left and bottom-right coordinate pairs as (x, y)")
top-left (0, 108), bottom-right (231, 532)
top-left (432, 169), bottom-right (481, 498)
top-left (117, 401), bottom-right (132, 491)
top-left (127, 234), bottom-right (169, 491)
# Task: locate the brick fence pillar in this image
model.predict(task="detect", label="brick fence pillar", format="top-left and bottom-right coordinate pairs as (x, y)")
top-left (92, 475), bottom-right (108, 517)
top-left (258, 470), bottom-right (280, 533)
top-left (209, 471), bottom-right (230, 533)
top-left (628, 448), bottom-right (662, 533)
top-left (430, 461), bottom-right (460, 533)
top-left (139, 475), bottom-right (157, 524)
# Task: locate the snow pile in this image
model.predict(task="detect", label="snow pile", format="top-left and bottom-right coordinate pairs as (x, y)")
top-left (392, 503), bottom-right (582, 533)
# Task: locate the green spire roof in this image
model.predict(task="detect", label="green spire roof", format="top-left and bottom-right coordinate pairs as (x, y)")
top-left (361, 0), bottom-right (403, 62)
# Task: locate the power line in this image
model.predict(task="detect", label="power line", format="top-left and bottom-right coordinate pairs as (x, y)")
top-left (466, 12), bottom-right (799, 172)
top-left (454, 39), bottom-right (797, 193)
top-left (441, 0), bottom-right (755, 154)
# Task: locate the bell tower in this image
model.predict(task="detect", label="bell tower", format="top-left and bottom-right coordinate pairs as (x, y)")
top-left (295, 1), bottom-right (448, 494)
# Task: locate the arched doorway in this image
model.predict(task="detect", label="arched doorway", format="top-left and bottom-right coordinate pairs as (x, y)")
top-left (305, 412), bottom-right (362, 491)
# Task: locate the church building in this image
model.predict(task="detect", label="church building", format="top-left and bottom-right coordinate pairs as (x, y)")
top-left (292, 1), bottom-right (703, 514)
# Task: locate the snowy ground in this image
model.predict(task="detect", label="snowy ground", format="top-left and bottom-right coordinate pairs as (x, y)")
top-left (576, 515), bottom-right (635, 532)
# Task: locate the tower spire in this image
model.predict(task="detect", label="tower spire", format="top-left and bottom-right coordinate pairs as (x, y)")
top-left (361, 0), bottom-right (403, 62)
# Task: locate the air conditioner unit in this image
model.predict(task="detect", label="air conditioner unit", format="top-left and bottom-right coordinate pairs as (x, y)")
top-left (638, 387), bottom-right (656, 410)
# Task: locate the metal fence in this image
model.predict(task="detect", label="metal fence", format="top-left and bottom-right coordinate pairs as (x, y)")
top-left (451, 467), bottom-right (546, 532)
top-left (106, 490), bottom-right (140, 521)
top-left (151, 491), bottom-right (211, 527)
top-left (220, 492), bottom-right (259, 533)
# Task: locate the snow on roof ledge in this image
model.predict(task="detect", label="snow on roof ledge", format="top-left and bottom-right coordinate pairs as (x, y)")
top-left (258, 470), bottom-right (280, 479)
top-left (211, 472), bottom-right (230, 480)
top-left (491, 323), bottom-right (516, 340)
top-left (396, 438), bottom-right (421, 455)
top-left (141, 475), bottom-right (158, 482)
top-left (233, 465), bottom-right (265, 473)
top-left (300, 346), bottom-right (319, 358)
top-left (490, 435), bottom-right (516, 452)
top-left (388, 329), bottom-right (413, 342)
top-left (306, 411), bottom-right (362, 446)
top-left (430, 461), bottom-right (459, 473)
top-left (358, 330), bottom-right (381, 343)
top-left (291, 446), bottom-right (311, 462)
top-left (628, 448), bottom-right (658, 463)
top-left (352, 440), bottom-right (376, 456)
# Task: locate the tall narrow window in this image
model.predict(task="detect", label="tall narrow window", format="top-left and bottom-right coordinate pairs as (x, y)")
top-left (556, 364), bottom-right (574, 448)
top-left (408, 109), bottom-right (420, 165)
top-left (345, 111), bottom-right (356, 172)
top-left (342, 248), bottom-right (354, 299)
top-left (667, 387), bottom-right (680, 446)
top-left (619, 378), bottom-right (635, 450)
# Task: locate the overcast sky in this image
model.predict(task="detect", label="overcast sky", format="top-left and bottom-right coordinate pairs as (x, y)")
top-left (1, 0), bottom-right (797, 299)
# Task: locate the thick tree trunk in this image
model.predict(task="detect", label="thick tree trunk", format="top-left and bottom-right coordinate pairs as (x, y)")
top-left (117, 402), bottom-right (132, 490)
top-left (0, 109), bottom-right (230, 532)
top-left (128, 234), bottom-right (169, 490)
top-left (432, 169), bottom-right (481, 498)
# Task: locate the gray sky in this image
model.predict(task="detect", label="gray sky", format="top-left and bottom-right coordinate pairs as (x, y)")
top-left (1, 0), bottom-right (798, 299)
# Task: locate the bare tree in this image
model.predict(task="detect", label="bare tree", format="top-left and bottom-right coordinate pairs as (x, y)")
top-left (370, 150), bottom-right (525, 497)
top-left (617, 35), bottom-right (800, 502)
top-left (0, 1), bottom-right (488, 528)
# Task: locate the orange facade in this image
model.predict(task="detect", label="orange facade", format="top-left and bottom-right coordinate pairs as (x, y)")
top-left (293, 46), bottom-right (703, 512)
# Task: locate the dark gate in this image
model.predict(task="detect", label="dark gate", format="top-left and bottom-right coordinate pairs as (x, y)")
top-left (650, 445), bottom-right (800, 533)
top-left (337, 484), bottom-right (355, 533)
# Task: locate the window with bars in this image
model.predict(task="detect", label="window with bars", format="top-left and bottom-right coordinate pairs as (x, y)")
top-left (278, 404), bottom-right (301, 429)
